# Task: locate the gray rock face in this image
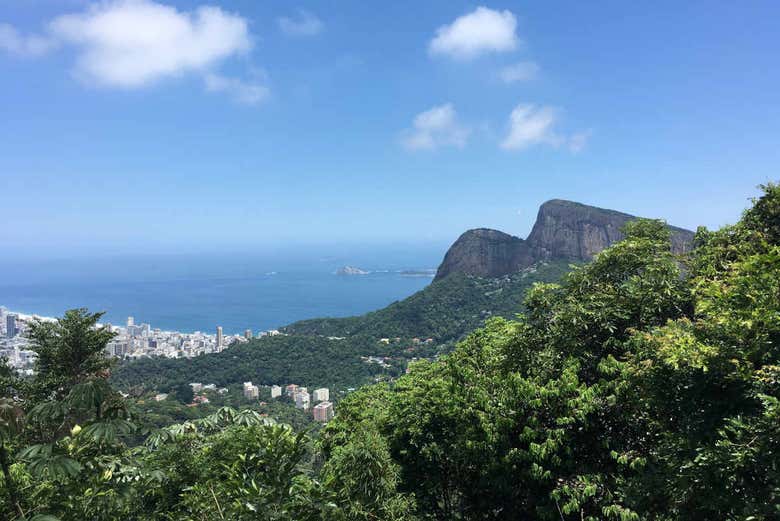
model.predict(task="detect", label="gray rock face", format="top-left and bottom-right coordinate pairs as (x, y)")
top-left (434, 199), bottom-right (695, 281)
top-left (527, 199), bottom-right (694, 261)
top-left (435, 229), bottom-right (532, 280)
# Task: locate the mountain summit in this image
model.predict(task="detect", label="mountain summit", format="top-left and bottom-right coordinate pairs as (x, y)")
top-left (434, 199), bottom-right (694, 281)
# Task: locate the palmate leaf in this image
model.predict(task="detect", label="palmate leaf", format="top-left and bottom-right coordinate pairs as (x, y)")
top-left (66, 379), bottom-right (112, 411)
top-left (144, 428), bottom-right (179, 450)
top-left (27, 400), bottom-right (67, 424)
top-left (27, 453), bottom-right (82, 481)
top-left (80, 418), bottom-right (135, 443)
top-left (17, 443), bottom-right (53, 460)
top-left (215, 406), bottom-right (238, 424)
top-left (235, 409), bottom-right (274, 427)
top-left (145, 421), bottom-right (200, 449)
top-left (18, 443), bottom-right (82, 480)
top-left (194, 414), bottom-right (220, 433)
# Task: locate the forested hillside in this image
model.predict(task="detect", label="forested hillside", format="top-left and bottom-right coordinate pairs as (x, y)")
top-left (2, 184), bottom-right (778, 520)
top-left (283, 260), bottom-right (570, 340)
top-left (111, 260), bottom-right (571, 394)
top-left (110, 334), bottom-right (397, 393)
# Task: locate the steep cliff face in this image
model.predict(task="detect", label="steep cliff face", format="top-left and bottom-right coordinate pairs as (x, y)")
top-left (434, 200), bottom-right (695, 281)
top-left (526, 199), bottom-right (694, 261)
top-left (434, 228), bottom-right (532, 280)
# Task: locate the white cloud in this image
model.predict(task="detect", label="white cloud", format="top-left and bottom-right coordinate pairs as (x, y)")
top-left (429, 6), bottom-right (518, 60)
top-left (46, 0), bottom-right (252, 88)
top-left (501, 103), bottom-right (590, 152)
top-left (499, 61), bottom-right (538, 83)
top-left (501, 103), bottom-right (561, 150)
top-left (401, 103), bottom-right (470, 151)
top-left (204, 72), bottom-right (269, 105)
top-left (0, 23), bottom-right (57, 57)
top-left (277, 9), bottom-right (323, 37)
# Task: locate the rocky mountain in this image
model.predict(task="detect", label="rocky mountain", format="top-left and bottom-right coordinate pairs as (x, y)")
top-left (435, 199), bottom-right (695, 281)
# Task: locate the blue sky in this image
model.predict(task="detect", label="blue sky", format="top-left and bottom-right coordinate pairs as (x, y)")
top-left (1, 0), bottom-right (778, 257)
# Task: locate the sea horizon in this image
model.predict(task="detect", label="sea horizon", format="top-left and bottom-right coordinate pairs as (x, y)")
top-left (0, 246), bottom-right (443, 334)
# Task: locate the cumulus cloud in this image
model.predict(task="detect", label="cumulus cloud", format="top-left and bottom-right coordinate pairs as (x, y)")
top-left (277, 9), bottom-right (323, 37)
top-left (501, 103), bottom-right (590, 152)
top-left (501, 104), bottom-right (560, 150)
top-left (0, 0), bottom-right (265, 104)
top-left (47, 0), bottom-right (252, 88)
top-left (499, 61), bottom-right (538, 83)
top-left (401, 103), bottom-right (470, 151)
top-left (0, 23), bottom-right (57, 57)
top-left (204, 71), bottom-right (269, 105)
top-left (429, 6), bottom-right (518, 60)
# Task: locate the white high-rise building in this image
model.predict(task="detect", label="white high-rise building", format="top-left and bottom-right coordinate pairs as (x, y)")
top-left (243, 381), bottom-right (259, 400)
top-left (271, 385), bottom-right (282, 398)
top-left (295, 391), bottom-right (311, 410)
top-left (127, 316), bottom-right (134, 327)
top-left (313, 388), bottom-right (329, 402)
top-left (216, 326), bottom-right (224, 350)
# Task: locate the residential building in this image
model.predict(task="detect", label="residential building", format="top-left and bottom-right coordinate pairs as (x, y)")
top-left (313, 401), bottom-right (334, 422)
top-left (271, 385), bottom-right (282, 398)
top-left (295, 391), bottom-right (311, 410)
top-left (244, 329), bottom-right (252, 339)
top-left (243, 381), bottom-right (259, 400)
top-left (313, 388), bottom-right (329, 402)
top-left (6, 314), bottom-right (17, 338)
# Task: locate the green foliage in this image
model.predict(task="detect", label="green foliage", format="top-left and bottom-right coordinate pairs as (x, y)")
top-left (4, 185), bottom-right (778, 520)
top-left (323, 184), bottom-right (780, 520)
top-left (110, 334), bottom-right (384, 394)
top-left (26, 308), bottom-right (116, 401)
top-left (284, 260), bottom-right (572, 341)
top-left (170, 382), bottom-right (193, 404)
top-left (111, 261), bottom-right (572, 397)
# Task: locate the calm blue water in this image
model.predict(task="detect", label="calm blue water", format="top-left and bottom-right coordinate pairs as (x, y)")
top-left (0, 246), bottom-right (443, 334)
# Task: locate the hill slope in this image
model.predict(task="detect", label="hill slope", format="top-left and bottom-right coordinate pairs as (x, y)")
top-left (282, 260), bottom-right (571, 341)
top-left (112, 261), bottom-right (572, 393)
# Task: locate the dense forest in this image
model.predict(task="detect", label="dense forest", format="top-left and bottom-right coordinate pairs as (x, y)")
top-left (110, 333), bottom-right (398, 394)
top-left (1, 184), bottom-right (778, 520)
top-left (282, 260), bottom-right (571, 340)
top-left (111, 260), bottom-right (571, 394)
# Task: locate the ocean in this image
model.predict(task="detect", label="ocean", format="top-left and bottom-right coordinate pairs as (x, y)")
top-left (0, 245), bottom-right (444, 334)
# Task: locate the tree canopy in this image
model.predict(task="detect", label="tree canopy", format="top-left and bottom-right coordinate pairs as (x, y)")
top-left (2, 184), bottom-right (778, 520)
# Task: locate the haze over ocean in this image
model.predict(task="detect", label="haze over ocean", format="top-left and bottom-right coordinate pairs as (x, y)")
top-left (0, 245), bottom-right (443, 334)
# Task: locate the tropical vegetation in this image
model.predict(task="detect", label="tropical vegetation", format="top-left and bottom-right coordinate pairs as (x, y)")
top-left (2, 184), bottom-right (778, 520)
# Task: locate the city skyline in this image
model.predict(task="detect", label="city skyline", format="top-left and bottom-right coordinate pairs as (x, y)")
top-left (2, 1), bottom-right (777, 256)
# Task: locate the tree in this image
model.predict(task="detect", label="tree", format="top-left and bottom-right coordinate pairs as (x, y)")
top-left (26, 308), bottom-right (116, 402)
top-left (322, 185), bottom-right (780, 520)
top-left (171, 382), bottom-right (194, 404)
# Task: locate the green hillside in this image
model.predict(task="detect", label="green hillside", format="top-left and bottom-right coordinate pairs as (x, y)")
top-left (282, 260), bottom-right (572, 341)
top-left (5, 185), bottom-right (778, 520)
top-left (111, 260), bottom-right (572, 393)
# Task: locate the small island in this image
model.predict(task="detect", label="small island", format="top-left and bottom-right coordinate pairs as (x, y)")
top-left (335, 266), bottom-right (370, 275)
